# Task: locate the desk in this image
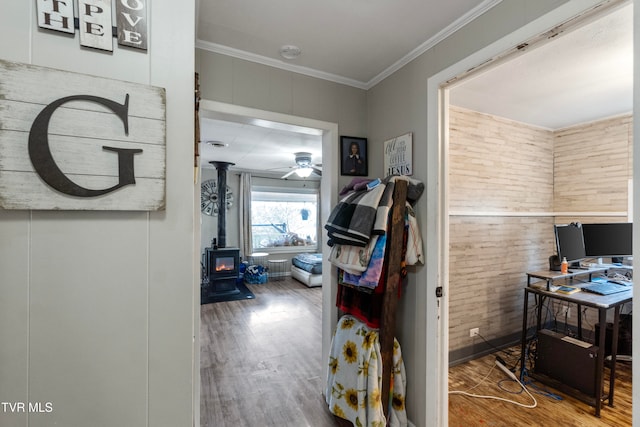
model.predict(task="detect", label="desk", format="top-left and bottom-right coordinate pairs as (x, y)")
top-left (521, 269), bottom-right (632, 417)
top-left (526, 267), bottom-right (607, 291)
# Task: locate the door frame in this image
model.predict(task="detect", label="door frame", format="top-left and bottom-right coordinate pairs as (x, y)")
top-left (426, 1), bottom-right (631, 425)
top-left (197, 99), bottom-right (340, 390)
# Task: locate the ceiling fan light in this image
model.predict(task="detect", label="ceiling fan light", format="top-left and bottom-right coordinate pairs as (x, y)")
top-left (295, 167), bottom-right (313, 178)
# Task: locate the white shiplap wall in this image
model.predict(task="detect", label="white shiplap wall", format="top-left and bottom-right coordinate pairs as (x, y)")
top-left (0, 2), bottom-right (197, 427)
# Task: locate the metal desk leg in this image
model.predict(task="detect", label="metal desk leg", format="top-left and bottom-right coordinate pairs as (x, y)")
top-left (608, 305), bottom-right (621, 407)
top-left (594, 308), bottom-right (607, 417)
top-left (536, 295), bottom-right (544, 331)
top-left (520, 289), bottom-right (529, 379)
top-left (577, 304), bottom-right (583, 340)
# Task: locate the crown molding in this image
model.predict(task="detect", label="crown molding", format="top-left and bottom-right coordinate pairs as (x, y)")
top-left (195, 40), bottom-right (369, 90)
top-left (367, 0), bottom-right (503, 88)
top-left (196, 0), bottom-right (502, 90)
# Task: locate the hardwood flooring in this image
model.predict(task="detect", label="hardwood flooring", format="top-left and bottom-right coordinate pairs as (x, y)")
top-left (448, 346), bottom-right (632, 427)
top-left (201, 278), bottom-right (632, 426)
top-left (200, 277), bottom-right (338, 427)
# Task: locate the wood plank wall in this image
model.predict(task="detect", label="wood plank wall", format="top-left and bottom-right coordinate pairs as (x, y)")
top-left (554, 115), bottom-right (633, 214)
top-left (449, 107), bottom-right (554, 213)
top-left (448, 106), bottom-right (633, 362)
top-left (554, 115), bottom-right (633, 337)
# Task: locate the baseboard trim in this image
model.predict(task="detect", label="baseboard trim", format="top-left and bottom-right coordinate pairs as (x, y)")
top-left (449, 330), bottom-right (525, 367)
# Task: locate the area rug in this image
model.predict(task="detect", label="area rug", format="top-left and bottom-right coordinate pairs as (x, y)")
top-left (200, 281), bottom-right (255, 305)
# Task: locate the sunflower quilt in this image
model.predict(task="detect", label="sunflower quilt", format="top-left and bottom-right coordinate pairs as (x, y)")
top-left (325, 315), bottom-right (407, 427)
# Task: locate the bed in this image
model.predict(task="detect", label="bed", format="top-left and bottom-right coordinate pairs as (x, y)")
top-left (291, 253), bottom-right (323, 287)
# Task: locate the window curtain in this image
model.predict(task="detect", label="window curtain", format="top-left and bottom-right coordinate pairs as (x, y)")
top-left (239, 172), bottom-right (253, 259)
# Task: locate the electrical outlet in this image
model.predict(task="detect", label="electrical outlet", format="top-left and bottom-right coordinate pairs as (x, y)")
top-left (469, 328), bottom-right (479, 337)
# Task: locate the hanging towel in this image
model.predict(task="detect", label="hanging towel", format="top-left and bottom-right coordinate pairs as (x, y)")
top-left (326, 315), bottom-right (407, 427)
top-left (404, 203), bottom-right (423, 266)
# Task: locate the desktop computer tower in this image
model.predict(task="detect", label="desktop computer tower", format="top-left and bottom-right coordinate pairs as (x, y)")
top-left (535, 329), bottom-right (598, 397)
top-left (594, 314), bottom-right (632, 357)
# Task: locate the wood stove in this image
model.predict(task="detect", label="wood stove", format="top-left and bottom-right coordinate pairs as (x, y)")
top-left (204, 247), bottom-right (240, 294)
top-left (201, 160), bottom-right (243, 299)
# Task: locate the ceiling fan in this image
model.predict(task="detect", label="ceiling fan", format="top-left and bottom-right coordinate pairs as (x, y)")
top-left (281, 152), bottom-right (322, 179)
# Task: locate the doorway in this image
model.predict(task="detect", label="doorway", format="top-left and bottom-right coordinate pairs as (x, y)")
top-left (427, 0), bottom-right (634, 424)
top-left (196, 99), bottom-right (340, 415)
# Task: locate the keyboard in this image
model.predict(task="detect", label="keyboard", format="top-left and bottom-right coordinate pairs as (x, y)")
top-left (582, 282), bottom-right (630, 295)
top-left (608, 279), bottom-right (634, 287)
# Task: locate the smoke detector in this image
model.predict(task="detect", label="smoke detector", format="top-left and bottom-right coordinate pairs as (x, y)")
top-left (280, 45), bottom-right (301, 60)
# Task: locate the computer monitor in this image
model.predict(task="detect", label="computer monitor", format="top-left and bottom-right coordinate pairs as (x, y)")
top-left (582, 222), bottom-right (632, 259)
top-left (554, 223), bottom-right (586, 266)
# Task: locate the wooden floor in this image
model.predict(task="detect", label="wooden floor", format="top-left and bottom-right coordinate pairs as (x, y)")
top-left (200, 277), bottom-right (339, 427)
top-left (201, 278), bottom-right (632, 426)
top-left (448, 347), bottom-right (632, 426)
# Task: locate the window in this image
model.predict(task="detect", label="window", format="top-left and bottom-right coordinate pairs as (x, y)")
top-left (251, 188), bottom-right (318, 251)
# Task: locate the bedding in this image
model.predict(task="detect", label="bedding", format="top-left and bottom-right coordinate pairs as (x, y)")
top-left (291, 253), bottom-right (323, 274)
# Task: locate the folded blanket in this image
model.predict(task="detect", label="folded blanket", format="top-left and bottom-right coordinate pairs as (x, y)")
top-left (372, 180), bottom-right (395, 235)
top-left (340, 234), bottom-right (387, 290)
top-left (339, 177), bottom-right (376, 196)
top-left (329, 199), bottom-right (423, 277)
top-left (325, 183), bottom-right (387, 247)
top-left (329, 236), bottom-right (379, 274)
top-left (326, 315), bottom-right (407, 427)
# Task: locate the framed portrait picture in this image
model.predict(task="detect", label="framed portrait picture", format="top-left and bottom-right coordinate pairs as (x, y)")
top-left (340, 136), bottom-right (368, 176)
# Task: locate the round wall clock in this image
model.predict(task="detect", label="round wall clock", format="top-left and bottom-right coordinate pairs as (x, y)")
top-left (201, 179), bottom-right (233, 216)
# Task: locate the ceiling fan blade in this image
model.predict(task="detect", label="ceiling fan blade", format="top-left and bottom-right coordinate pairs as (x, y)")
top-left (281, 169), bottom-right (296, 179)
top-left (311, 166), bottom-right (322, 176)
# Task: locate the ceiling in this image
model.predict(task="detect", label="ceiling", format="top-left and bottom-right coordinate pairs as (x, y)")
top-left (196, 0), bottom-right (496, 89)
top-left (450, 2), bottom-right (633, 130)
top-left (197, 1), bottom-right (633, 174)
top-left (199, 113), bottom-right (324, 177)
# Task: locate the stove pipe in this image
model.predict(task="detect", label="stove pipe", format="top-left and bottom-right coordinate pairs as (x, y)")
top-left (209, 161), bottom-right (235, 248)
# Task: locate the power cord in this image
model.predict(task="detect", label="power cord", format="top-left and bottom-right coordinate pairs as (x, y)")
top-left (449, 357), bottom-right (538, 409)
top-left (520, 336), bottom-right (564, 401)
top-left (474, 333), bottom-right (518, 360)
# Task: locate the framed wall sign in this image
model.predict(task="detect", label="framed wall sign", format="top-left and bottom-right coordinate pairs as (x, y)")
top-left (384, 132), bottom-right (413, 176)
top-left (340, 136), bottom-right (368, 176)
top-left (0, 60), bottom-right (166, 211)
top-left (36, 0), bottom-right (148, 51)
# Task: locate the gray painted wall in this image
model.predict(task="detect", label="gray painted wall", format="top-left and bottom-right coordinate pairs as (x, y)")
top-left (196, 50), bottom-right (369, 191)
top-left (0, 2), bottom-right (197, 427)
top-left (197, 1), bottom-right (626, 426)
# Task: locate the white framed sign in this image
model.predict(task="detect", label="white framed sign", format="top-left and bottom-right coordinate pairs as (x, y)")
top-left (79, 0), bottom-right (114, 51)
top-left (0, 60), bottom-right (166, 211)
top-left (383, 132), bottom-right (413, 176)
